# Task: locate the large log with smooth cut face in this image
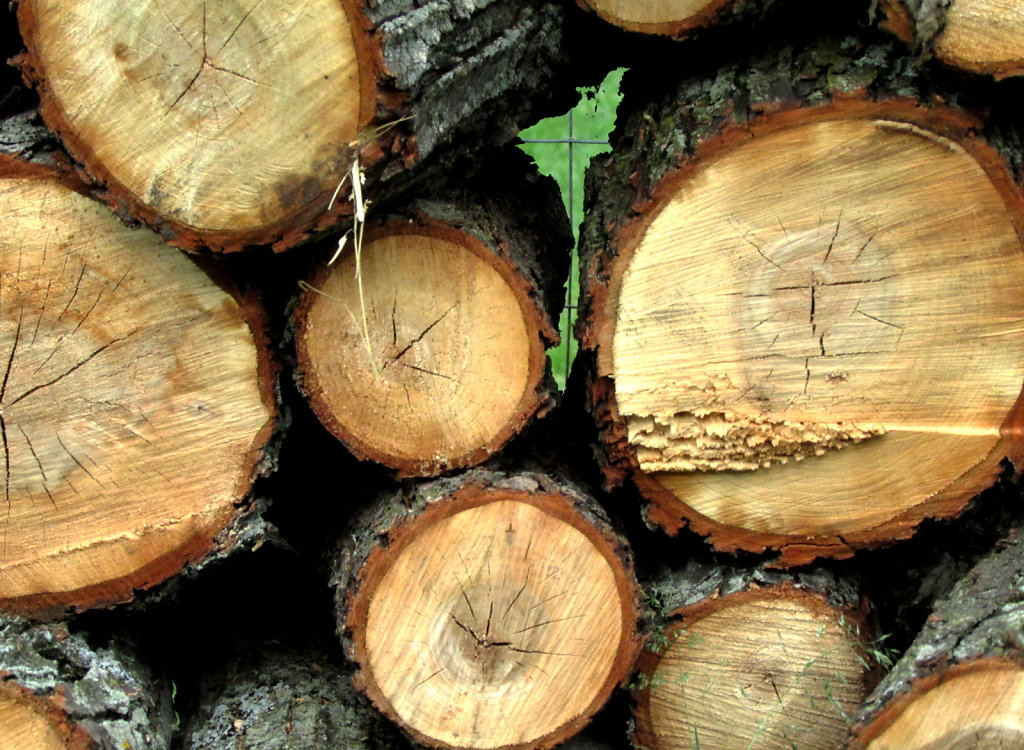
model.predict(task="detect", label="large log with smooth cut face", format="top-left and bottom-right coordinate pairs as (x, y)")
top-left (0, 159), bottom-right (276, 617)
top-left (579, 38), bottom-right (1024, 565)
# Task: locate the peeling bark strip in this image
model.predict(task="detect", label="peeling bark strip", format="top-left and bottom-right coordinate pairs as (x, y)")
top-left (0, 158), bottom-right (276, 617)
top-left (850, 524), bottom-right (1024, 747)
top-left (0, 615), bottom-right (173, 750)
top-left (632, 564), bottom-right (877, 749)
top-left (183, 643), bottom-right (406, 750)
top-left (874, 0), bottom-right (1024, 79)
top-left (294, 153), bottom-right (569, 477)
top-left (15, 0), bottom-right (570, 252)
top-left (575, 0), bottom-right (778, 38)
top-left (578, 37), bottom-right (1024, 565)
top-left (332, 468), bottom-right (643, 749)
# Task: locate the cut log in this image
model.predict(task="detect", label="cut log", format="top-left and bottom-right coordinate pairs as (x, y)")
top-left (293, 151), bottom-right (568, 477)
top-left (849, 523), bottom-right (1024, 748)
top-left (0, 158), bottom-right (276, 617)
top-left (632, 563), bottom-right (878, 749)
top-left (332, 467), bottom-right (643, 749)
top-left (875, 0), bottom-right (1024, 79)
top-left (183, 642), bottom-right (406, 750)
top-left (578, 37), bottom-right (1024, 565)
top-left (15, 0), bottom-right (573, 252)
top-left (574, 0), bottom-right (776, 38)
top-left (0, 615), bottom-right (173, 749)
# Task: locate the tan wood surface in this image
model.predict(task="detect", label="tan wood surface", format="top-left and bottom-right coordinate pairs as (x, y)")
top-left (936, 0), bottom-right (1024, 77)
top-left (864, 663), bottom-right (1024, 749)
top-left (297, 224), bottom-right (546, 475)
top-left (341, 475), bottom-right (642, 750)
top-left (634, 589), bottom-right (871, 749)
top-left (18, 0), bottom-right (369, 250)
top-left (0, 165), bottom-right (274, 614)
top-left (604, 114), bottom-right (1024, 552)
top-left (0, 691), bottom-right (73, 750)
top-left (579, 0), bottom-right (730, 34)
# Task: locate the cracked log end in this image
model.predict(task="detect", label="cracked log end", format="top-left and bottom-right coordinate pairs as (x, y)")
top-left (590, 104), bottom-right (1024, 561)
top-left (877, 0), bottom-right (1024, 79)
top-left (294, 220), bottom-right (552, 477)
top-left (336, 471), bottom-right (642, 749)
top-left (0, 159), bottom-right (275, 616)
top-left (576, 0), bottom-right (736, 37)
top-left (16, 0), bottom-right (374, 251)
top-left (632, 586), bottom-right (874, 749)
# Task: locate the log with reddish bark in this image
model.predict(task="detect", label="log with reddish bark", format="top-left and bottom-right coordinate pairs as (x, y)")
top-left (631, 562), bottom-right (879, 749)
top-left (14, 0), bottom-right (573, 252)
top-left (331, 467), bottom-right (644, 749)
top-left (578, 36), bottom-right (1024, 566)
top-left (0, 615), bottom-right (173, 749)
top-left (874, 0), bottom-right (1024, 79)
top-left (293, 149), bottom-right (569, 477)
top-left (0, 157), bottom-right (277, 617)
top-left (849, 522), bottom-right (1024, 748)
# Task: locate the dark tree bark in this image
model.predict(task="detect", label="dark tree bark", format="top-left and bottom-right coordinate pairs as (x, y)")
top-left (849, 522), bottom-right (1024, 747)
top-left (183, 643), bottom-right (408, 750)
top-left (0, 615), bottom-right (173, 750)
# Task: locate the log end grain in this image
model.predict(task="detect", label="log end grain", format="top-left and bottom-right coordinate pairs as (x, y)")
top-left (16, 0), bottom-right (375, 251)
top-left (295, 215), bottom-right (557, 477)
top-left (581, 40), bottom-right (1024, 562)
top-left (633, 584), bottom-right (876, 749)
top-left (334, 470), bottom-right (643, 749)
top-left (0, 158), bottom-right (276, 616)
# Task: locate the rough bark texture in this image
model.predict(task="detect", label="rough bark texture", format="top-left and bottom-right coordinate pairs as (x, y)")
top-left (183, 643), bottom-right (407, 750)
top-left (293, 148), bottom-right (569, 476)
top-left (577, 34), bottom-right (1024, 565)
top-left (850, 523), bottom-right (1024, 746)
top-left (0, 615), bottom-right (174, 749)
top-left (332, 465), bottom-right (644, 749)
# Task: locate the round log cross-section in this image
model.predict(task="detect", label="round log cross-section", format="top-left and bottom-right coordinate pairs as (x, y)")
top-left (580, 40), bottom-right (1024, 564)
top-left (333, 469), bottom-right (642, 749)
top-left (17, 0), bottom-right (372, 251)
top-left (295, 206), bottom-right (561, 476)
top-left (631, 568), bottom-right (875, 749)
top-left (0, 160), bottom-right (275, 616)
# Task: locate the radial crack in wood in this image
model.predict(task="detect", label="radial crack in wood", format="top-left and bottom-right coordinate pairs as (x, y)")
top-left (634, 586), bottom-right (872, 749)
top-left (0, 160), bottom-right (275, 616)
top-left (16, 0), bottom-right (370, 250)
top-left (295, 212), bottom-right (556, 476)
top-left (334, 469), bottom-right (642, 749)
top-left (580, 39), bottom-right (1024, 563)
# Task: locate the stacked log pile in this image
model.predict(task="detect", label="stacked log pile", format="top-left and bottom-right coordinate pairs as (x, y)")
top-left (2, 1), bottom-right (1024, 749)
